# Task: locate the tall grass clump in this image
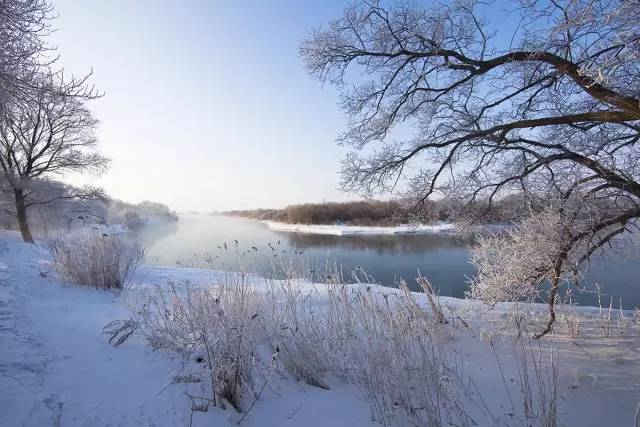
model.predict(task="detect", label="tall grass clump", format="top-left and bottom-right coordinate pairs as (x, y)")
top-left (47, 230), bottom-right (145, 289)
top-left (120, 250), bottom-right (560, 426)
top-left (128, 273), bottom-right (265, 411)
top-left (124, 263), bottom-right (477, 424)
top-left (324, 281), bottom-right (470, 426)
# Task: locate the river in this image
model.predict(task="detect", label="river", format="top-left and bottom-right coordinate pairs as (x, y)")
top-left (131, 214), bottom-right (640, 308)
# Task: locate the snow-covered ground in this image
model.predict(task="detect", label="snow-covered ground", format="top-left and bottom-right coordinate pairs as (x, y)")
top-left (0, 231), bottom-right (374, 427)
top-left (264, 221), bottom-right (457, 235)
top-left (2, 229), bottom-right (640, 426)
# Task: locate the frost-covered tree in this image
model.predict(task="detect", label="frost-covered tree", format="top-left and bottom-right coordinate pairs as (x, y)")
top-left (0, 83), bottom-right (108, 242)
top-left (1, 0), bottom-right (95, 102)
top-left (301, 0), bottom-right (640, 205)
top-left (301, 0), bottom-right (640, 335)
top-left (0, 0), bottom-right (103, 242)
top-left (0, 178), bottom-right (108, 235)
top-left (0, 0), bottom-right (51, 106)
top-left (469, 193), bottom-right (634, 336)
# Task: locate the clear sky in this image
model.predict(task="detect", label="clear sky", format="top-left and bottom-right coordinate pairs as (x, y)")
top-left (51, 1), bottom-right (352, 212)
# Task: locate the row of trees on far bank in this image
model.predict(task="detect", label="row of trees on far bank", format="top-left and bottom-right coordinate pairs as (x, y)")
top-left (0, 0), bottom-right (106, 242)
top-left (224, 194), bottom-right (530, 226)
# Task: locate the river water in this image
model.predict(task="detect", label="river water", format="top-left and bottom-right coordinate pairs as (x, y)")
top-left (131, 214), bottom-right (640, 308)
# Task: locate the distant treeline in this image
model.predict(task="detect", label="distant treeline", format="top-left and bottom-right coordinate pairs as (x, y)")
top-left (224, 196), bottom-right (528, 226)
top-left (0, 178), bottom-right (178, 234)
top-left (109, 199), bottom-right (179, 229)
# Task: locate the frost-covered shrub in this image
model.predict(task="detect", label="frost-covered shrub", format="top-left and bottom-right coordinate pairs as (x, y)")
top-left (126, 266), bottom-right (474, 425)
top-left (468, 210), bottom-right (572, 305)
top-left (130, 274), bottom-right (263, 411)
top-left (122, 256), bottom-right (563, 425)
top-left (124, 210), bottom-right (144, 229)
top-left (47, 230), bottom-right (145, 289)
top-left (468, 195), bottom-right (636, 338)
top-left (319, 282), bottom-right (469, 426)
top-left (259, 276), bottom-right (469, 426)
top-left (107, 199), bottom-right (178, 227)
top-left (257, 278), bottom-right (333, 390)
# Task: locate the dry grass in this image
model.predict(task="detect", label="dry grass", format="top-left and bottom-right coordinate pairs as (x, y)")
top-left (127, 274), bottom-right (263, 411)
top-left (46, 230), bottom-right (145, 290)
top-left (118, 258), bottom-right (560, 426)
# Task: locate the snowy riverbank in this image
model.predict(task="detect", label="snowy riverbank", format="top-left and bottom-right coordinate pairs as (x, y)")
top-left (0, 231), bottom-right (374, 426)
top-left (2, 230), bottom-right (639, 426)
top-left (264, 221), bottom-right (458, 235)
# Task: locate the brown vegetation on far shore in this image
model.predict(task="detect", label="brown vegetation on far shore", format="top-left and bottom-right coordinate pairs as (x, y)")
top-left (223, 197), bottom-right (527, 226)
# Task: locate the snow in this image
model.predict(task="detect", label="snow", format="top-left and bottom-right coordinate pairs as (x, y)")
top-left (0, 231), bottom-right (375, 427)
top-left (264, 221), bottom-right (458, 235)
top-left (2, 229), bottom-right (640, 426)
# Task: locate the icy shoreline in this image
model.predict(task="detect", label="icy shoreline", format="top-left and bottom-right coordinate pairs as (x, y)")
top-left (263, 221), bottom-right (458, 236)
top-left (262, 221), bottom-right (511, 236)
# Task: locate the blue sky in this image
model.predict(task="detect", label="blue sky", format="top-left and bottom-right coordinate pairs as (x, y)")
top-left (52, 1), bottom-right (351, 211)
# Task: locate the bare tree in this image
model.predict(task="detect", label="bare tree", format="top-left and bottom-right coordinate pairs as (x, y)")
top-left (0, 83), bottom-right (108, 242)
top-left (0, 0), bottom-right (103, 242)
top-left (1, 0), bottom-right (98, 114)
top-left (0, 0), bottom-right (52, 106)
top-left (301, 0), bottom-right (640, 334)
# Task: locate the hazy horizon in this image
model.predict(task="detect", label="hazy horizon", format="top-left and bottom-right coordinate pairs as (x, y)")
top-left (52, 1), bottom-right (356, 212)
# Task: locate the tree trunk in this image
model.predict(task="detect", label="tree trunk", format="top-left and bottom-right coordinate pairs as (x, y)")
top-left (535, 255), bottom-right (566, 339)
top-left (14, 190), bottom-right (34, 243)
top-left (535, 277), bottom-right (558, 339)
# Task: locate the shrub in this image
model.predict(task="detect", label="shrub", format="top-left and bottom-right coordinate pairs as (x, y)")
top-left (129, 274), bottom-right (263, 410)
top-left (121, 258), bottom-right (558, 425)
top-left (126, 266), bottom-right (476, 424)
top-left (47, 230), bottom-right (145, 289)
top-left (124, 210), bottom-right (144, 229)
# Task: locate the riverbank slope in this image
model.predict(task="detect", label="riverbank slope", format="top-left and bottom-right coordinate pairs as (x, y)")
top-left (1, 230), bottom-right (639, 426)
top-left (0, 231), bottom-right (373, 426)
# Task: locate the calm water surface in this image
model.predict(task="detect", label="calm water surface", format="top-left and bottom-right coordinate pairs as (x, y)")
top-left (132, 214), bottom-right (640, 308)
